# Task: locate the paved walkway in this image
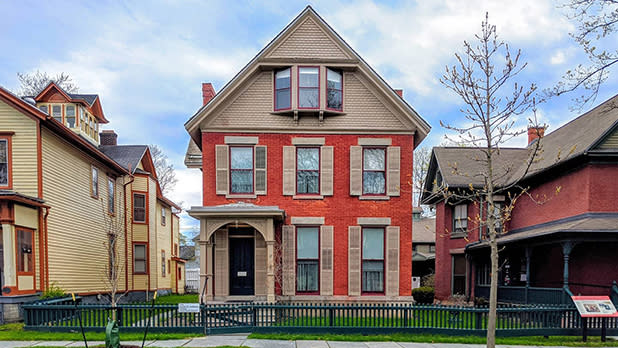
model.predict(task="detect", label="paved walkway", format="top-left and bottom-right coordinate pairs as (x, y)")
top-left (0, 335), bottom-right (611, 347)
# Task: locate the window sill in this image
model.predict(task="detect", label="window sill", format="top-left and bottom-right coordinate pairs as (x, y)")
top-left (270, 109), bottom-right (346, 117)
top-left (450, 233), bottom-right (467, 239)
top-left (225, 194), bottom-right (257, 199)
top-left (359, 196), bottom-right (390, 201)
top-left (293, 195), bottom-right (324, 200)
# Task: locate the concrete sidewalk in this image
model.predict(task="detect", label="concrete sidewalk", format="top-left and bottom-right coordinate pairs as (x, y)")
top-left (0, 334), bottom-right (608, 347)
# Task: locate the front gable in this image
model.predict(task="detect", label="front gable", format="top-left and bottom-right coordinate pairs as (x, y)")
top-left (265, 17), bottom-right (352, 60)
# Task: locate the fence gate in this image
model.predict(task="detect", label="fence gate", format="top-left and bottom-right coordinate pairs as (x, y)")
top-left (203, 303), bottom-right (255, 334)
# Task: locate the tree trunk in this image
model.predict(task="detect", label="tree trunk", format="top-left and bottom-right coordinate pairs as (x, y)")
top-left (487, 232), bottom-right (498, 348)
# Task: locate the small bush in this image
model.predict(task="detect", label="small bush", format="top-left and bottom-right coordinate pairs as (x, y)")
top-left (412, 286), bottom-right (435, 304)
top-left (421, 273), bottom-right (435, 288)
top-left (40, 282), bottom-right (66, 300)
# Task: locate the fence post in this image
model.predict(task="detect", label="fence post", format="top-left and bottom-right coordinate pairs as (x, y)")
top-left (252, 304), bottom-right (257, 328)
top-left (403, 304), bottom-right (409, 327)
top-left (117, 307), bottom-right (123, 327)
top-left (328, 306), bottom-right (334, 327)
top-left (475, 308), bottom-right (482, 329)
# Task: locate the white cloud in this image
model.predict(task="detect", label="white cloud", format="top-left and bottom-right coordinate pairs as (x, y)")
top-left (550, 50), bottom-right (566, 65)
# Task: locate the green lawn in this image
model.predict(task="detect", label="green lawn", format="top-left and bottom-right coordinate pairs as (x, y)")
top-left (0, 323), bottom-right (202, 341)
top-left (150, 293), bottom-right (199, 304)
top-left (249, 332), bottom-right (618, 347)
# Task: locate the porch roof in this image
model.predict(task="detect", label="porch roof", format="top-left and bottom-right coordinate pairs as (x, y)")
top-left (188, 202), bottom-right (285, 219)
top-left (413, 251), bottom-right (435, 262)
top-left (467, 213), bottom-right (618, 250)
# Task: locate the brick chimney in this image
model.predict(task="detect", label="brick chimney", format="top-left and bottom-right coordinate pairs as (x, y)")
top-left (394, 89), bottom-right (403, 98)
top-left (527, 126), bottom-right (545, 145)
top-left (100, 130), bottom-right (118, 146)
top-left (202, 83), bottom-right (216, 106)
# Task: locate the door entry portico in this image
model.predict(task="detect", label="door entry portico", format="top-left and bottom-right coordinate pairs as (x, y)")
top-left (229, 237), bottom-right (254, 295)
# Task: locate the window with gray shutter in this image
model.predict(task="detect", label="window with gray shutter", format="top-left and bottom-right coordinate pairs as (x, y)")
top-left (385, 226), bottom-right (400, 296)
top-left (320, 225), bottom-right (334, 295)
top-left (349, 146), bottom-right (362, 196)
top-left (215, 145), bottom-right (229, 195)
top-left (255, 146), bottom-right (267, 195)
top-left (282, 225), bottom-right (296, 295)
top-left (348, 226), bottom-right (361, 296)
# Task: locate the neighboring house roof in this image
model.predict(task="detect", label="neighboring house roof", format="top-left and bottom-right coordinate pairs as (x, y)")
top-left (413, 217), bottom-right (435, 244)
top-left (422, 93), bottom-right (618, 203)
top-left (99, 145), bottom-right (148, 174)
top-left (184, 5), bottom-right (431, 161)
top-left (68, 93), bottom-right (97, 106)
top-left (34, 82), bottom-right (109, 123)
top-left (467, 213), bottom-right (618, 249)
top-left (184, 138), bottom-right (202, 168)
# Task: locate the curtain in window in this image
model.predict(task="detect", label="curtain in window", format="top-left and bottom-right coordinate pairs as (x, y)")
top-left (299, 67), bottom-right (319, 108)
top-left (297, 148), bottom-right (319, 194)
top-left (363, 149), bottom-right (385, 194)
top-left (17, 229), bottom-right (32, 273)
top-left (0, 140), bottom-right (7, 186)
top-left (454, 204), bottom-right (467, 233)
top-left (327, 69), bottom-right (342, 110)
top-left (230, 147), bottom-right (253, 193)
top-left (362, 260), bottom-right (384, 292)
top-left (297, 260), bottom-right (318, 291)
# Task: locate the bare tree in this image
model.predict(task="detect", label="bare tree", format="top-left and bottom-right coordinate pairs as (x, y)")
top-left (413, 146), bottom-right (431, 209)
top-left (440, 13), bottom-right (544, 348)
top-left (100, 195), bottom-right (128, 313)
top-left (16, 70), bottom-right (78, 96)
top-left (149, 145), bottom-right (178, 195)
top-left (549, 0), bottom-right (618, 109)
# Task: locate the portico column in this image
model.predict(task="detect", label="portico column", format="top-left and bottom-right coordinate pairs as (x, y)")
top-left (2, 224), bottom-right (15, 288)
top-left (199, 219), bottom-right (214, 303)
top-left (265, 218), bottom-right (276, 303)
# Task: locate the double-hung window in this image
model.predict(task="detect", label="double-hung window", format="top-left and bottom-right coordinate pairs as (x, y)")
top-left (91, 166), bottom-right (99, 198)
top-left (296, 226), bottom-right (319, 293)
top-left (134, 244), bottom-right (147, 274)
top-left (452, 204), bottom-right (468, 236)
top-left (65, 105), bottom-right (76, 128)
top-left (274, 68), bottom-right (291, 110)
top-left (298, 67), bottom-right (319, 109)
top-left (491, 202), bottom-right (503, 234)
top-left (17, 228), bottom-right (33, 274)
top-left (452, 255), bottom-right (466, 295)
top-left (161, 207), bottom-right (166, 226)
top-left (52, 105), bottom-right (62, 122)
top-left (0, 137), bottom-right (11, 188)
top-left (326, 68), bottom-right (342, 110)
top-left (230, 147), bottom-right (253, 193)
top-left (161, 250), bottom-right (166, 277)
top-left (362, 227), bottom-right (384, 293)
top-left (107, 178), bottom-right (115, 214)
top-left (363, 148), bottom-right (386, 195)
top-left (296, 147), bottom-right (320, 194)
top-left (39, 105), bottom-right (48, 113)
top-left (133, 193), bottom-right (146, 223)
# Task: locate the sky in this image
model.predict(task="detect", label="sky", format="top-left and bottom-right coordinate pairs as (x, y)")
top-left (1, 0), bottom-right (617, 238)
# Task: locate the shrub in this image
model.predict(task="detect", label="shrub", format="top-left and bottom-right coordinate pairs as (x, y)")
top-left (421, 273), bottom-right (435, 288)
top-left (412, 286), bottom-right (435, 304)
top-left (40, 282), bottom-right (66, 300)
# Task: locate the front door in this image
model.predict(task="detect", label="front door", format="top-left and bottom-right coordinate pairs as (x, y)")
top-left (229, 238), bottom-right (254, 295)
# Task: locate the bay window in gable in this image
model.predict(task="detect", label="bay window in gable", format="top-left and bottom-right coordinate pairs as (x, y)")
top-left (274, 68), bottom-right (291, 110)
top-left (298, 67), bottom-right (319, 109)
top-left (52, 105), bottom-right (62, 122)
top-left (65, 105), bottom-right (76, 128)
top-left (326, 68), bottom-right (343, 111)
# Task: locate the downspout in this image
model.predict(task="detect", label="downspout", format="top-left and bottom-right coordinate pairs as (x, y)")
top-left (44, 207), bottom-right (50, 290)
top-left (123, 171), bottom-right (135, 293)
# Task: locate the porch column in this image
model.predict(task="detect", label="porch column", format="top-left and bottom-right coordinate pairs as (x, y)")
top-left (199, 219), bottom-right (214, 303)
top-left (2, 224), bottom-right (15, 288)
top-left (524, 247), bottom-right (531, 303)
top-left (265, 218), bottom-right (275, 303)
top-left (561, 241), bottom-right (575, 291)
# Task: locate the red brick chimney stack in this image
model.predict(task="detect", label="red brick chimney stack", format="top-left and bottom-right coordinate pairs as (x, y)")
top-left (202, 83), bottom-right (216, 106)
top-left (100, 130), bottom-right (118, 146)
top-left (527, 126), bottom-right (545, 145)
top-left (394, 89), bottom-right (403, 98)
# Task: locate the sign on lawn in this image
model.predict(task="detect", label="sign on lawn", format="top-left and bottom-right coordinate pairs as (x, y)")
top-left (178, 303), bottom-right (200, 313)
top-left (571, 296), bottom-right (618, 317)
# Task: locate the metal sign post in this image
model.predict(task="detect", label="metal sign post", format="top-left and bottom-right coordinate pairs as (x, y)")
top-left (141, 290), bottom-right (157, 348)
top-left (72, 293), bottom-right (88, 348)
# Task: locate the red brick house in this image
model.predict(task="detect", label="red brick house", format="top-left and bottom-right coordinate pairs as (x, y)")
top-left (421, 94), bottom-right (618, 304)
top-left (184, 6), bottom-right (430, 302)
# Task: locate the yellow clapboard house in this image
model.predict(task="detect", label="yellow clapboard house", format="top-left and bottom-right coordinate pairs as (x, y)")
top-left (0, 82), bottom-right (185, 322)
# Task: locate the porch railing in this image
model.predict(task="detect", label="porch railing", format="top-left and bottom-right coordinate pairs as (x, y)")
top-left (475, 285), bottom-right (565, 305)
top-left (22, 301), bottom-right (618, 336)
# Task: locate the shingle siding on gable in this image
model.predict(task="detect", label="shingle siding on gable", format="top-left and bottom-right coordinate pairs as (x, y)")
top-left (267, 18), bottom-right (351, 60)
top-left (207, 71), bottom-right (405, 131)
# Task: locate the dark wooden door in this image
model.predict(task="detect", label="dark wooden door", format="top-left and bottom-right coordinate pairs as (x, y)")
top-left (229, 238), bottom-right (254, 295)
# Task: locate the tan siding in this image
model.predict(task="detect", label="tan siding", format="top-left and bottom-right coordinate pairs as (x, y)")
top-left (155, 201), bottom-right (172, 290)
top-left (267, 17), bottom-right (350, 59)
top-left (0, 101), bottom-right (38, 196)
top-left (148, 178), bottom-right (157, 290)
top-left (133, 224), bottom-right (148, 241)
top-left (41, 128), bottom-right (126, 294)
top-left (206, 71), bottom-right (406, 131)
top-left (14, 205), bottom-right (38, 229)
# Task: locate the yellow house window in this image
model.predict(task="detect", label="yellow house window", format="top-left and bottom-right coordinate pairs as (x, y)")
top-left (51, 105), bottom-right (62, 122)
top-left (91, 166), bottom-right (99, 198)
top-left (108, 178), bottom-right (115, 214)
top-left (66, 105), bottom-right (76, 128)
top-left (17, 228), bottom-right (33, 274)
top-left (161, 207), bottom-right (166, 226)
top-left (161, 250), bottom-right (166, 277)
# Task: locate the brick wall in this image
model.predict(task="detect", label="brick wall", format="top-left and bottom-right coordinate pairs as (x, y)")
top-left (202, 132), bottom-right (414, 296)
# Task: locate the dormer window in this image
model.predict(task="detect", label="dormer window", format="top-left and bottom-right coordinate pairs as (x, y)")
top-left (274, 68), bottom-right (291, 110)
top-left (52, 105), bottom-right (62, 122)
top-left (65, 105), bottom-right (76, 128)
top-left (298, 67), bottom-right (319, 109)
top-left (39, 105), bottom-right (48, 113)
top-left (327, 68), bottom-right (342, 111)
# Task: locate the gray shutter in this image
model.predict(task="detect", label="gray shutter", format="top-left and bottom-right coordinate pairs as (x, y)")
top-left (349, 146), bottom-right (362, 196)
top-left (348, 226), bottom-right (361, 296)
top-left (387, 146), bottom-right (401, 196)
top-left (282, 225), bottom-right (295, 296)
top-left (320, 146), bottom-right (334, 196)
top-left (385, 226), bottom-right (400, 296)
top-left (282, 146), bottom-right (296, 196)
top-left (320, 225), bottom-right (334, 296)
top-left (255, 146), bottom-right (267, 195)
top-left (215, 145), bottom-right (229, 195)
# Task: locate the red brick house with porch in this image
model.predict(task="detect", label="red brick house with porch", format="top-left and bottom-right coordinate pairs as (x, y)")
top-left (184, 6), bottom-right (431, 302)
top-left (422, 94), bottom-right (618, 304)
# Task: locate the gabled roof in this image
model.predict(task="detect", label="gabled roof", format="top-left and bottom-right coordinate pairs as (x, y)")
top-left (413, 217), bottom-right (436, 244)
top-left (99, 145), bottom-right (148, 174)
top-left (421, 94), bottom-right (618, 204)
top-left (184, 5), bottom-right (430, 149)
top-left (34, 82), bottom-right (109, 123)
top-left (68, 93), bottom-right (98, 106)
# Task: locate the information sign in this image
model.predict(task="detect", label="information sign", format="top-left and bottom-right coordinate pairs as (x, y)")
top-left (178, 303), bottom-right (201, 313)
top-left (571, 296), bottom-right (618, 318)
